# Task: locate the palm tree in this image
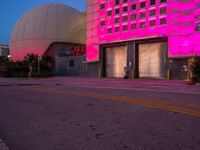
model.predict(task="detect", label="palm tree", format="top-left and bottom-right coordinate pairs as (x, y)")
top-left (41, 55), bottom-right (55, 71)
top-left (23, 53), bottom-right (39, 74)
top-left (24, 53), bottom-right (38, 65)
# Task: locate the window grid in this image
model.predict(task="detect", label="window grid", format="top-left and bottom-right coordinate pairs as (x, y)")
top-left (99, 0), bottom-right (168, 34)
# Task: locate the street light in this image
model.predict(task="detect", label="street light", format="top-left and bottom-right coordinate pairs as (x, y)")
top-left (7, 55), bottom-right (11, 61)
top-left (38, 55), bottom-right (41, 75)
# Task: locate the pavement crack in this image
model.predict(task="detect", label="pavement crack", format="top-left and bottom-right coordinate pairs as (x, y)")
top-left (95, 133), bottom-right (104, 139)
top-left (89, 125), bottom-right (96, 131)
top-left (87, 103), bottom-right (94, 107)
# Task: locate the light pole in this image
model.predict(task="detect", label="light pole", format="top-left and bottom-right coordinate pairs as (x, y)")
top-left (7, 55), bottom-right (11, 61)
top-left (38, 55), bottom-right (41, 75)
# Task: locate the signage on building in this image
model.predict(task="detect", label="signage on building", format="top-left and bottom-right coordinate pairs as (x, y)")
top-left (57, 46), bottom-right (86, 57)
top-left (71, 46), bottom-right (86, 56)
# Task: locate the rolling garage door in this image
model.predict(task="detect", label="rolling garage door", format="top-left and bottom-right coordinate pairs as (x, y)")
top-left (139, 42), bottom-right (167, 79)
top-left (106, 46), bottom-right (127, 78)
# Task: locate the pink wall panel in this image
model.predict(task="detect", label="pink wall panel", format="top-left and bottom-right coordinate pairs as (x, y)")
top-left (168, 46), bottom-right (180, 57)
top-left (86, 0), bottom-right (200, 61)
top-left (193, 46), bottom-right (200, 55)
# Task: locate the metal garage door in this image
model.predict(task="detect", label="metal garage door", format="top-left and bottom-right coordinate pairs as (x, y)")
top-left (139, 42), bottom-right (167, 79)
top-left (106, 46), bottom-right (127, 78)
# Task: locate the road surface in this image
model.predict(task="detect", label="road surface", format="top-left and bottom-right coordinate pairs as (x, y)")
top-left (0, 77), bottom-right (200, 150)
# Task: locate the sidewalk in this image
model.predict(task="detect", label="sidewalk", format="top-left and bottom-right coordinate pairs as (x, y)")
top-left (0, 138), bottom-right (9, 150)
top-left (0, 77), bottom-right (200, 94)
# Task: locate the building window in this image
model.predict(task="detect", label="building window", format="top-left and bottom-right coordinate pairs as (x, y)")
top-left (100, 21), bottom-right (105, 27)
top-left (150, 9), bottom-right (156, 16)
top-left (123, 6), bottom-right (128, 12)
top-left (69, 60), bottom-right (74, 67)
top-left (131, 14), bottom-right (136, 20)
top-left (160, 7), bottom-right (167, 14)
top-left (122, 16), bottom-right (128, 22)
top-left (197, 2), bottom-right (200, 7)
top-left (115, 8), bottom-right (120, 14)
top-left (107, 10), bottom-right (112, 16)
top-left (123, 0), bottom-right (128, 3)
top-left (140, 12), bottom-right (146, 19)
top-left (195, 23), bottom-right (200, 31)
top-left (122, 25), bottom-right (128, 31)
top-left (131, 24), bottom-right (136, 30)
top-left (150, 20), bottom-right (156, 27)
top-left (115, 18), bottom-right (120, 24)
top-left (108, 28), bottom-right (112, 33)
top-left (140, 22), bottom-right (146, 28)
top-left (160, 0), bottom-right (167, 3)
top-left (131, 4), bottom-right (136, 10)
top-left (150, 0), bottom-right (156, 6)
top-left (115, 26), bottom-right (120, 32)
top-left (115, 0), bottom-right (120, 5)
top-left (140, 2), bottom-right (146, 8)
top-left (160, 18), bottom-right (167, 25)
top-left (100, 3), bottom-right (105, 9)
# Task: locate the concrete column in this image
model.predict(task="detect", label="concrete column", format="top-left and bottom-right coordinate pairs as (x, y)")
top-left (127, 42), bottom-right (136, 79)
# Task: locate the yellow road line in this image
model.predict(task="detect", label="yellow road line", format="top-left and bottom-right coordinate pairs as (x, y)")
top-left (26, 87), bottom-right (200, 117)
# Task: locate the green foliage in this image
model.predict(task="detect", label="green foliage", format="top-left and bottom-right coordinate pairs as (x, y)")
top-left (0, 56), bottom-right (3, 64)
top-left (0, 56), bottom-right (10, 65)
top-left (190, 56), bottom-right (200, 83)
top-left (5, 53), bottom-right (55, 78)
top-left (40, 55), bottom-right (55, 72)
top-left (24, 53), bottom-right (38, 64)
top-left (5, 60), bottom-right (29, 77)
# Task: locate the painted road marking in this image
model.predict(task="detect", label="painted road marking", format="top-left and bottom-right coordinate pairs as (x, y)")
top-left (26, 87), bottom-right (200, 117)
top-left (71, 85), bottom-right (200, 95)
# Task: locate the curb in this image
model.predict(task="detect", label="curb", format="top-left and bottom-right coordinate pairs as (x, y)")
top-left (0, 138), bottom-right (9, 150)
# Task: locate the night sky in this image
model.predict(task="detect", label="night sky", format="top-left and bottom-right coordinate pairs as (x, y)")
top-left (0, 0), bottom-right (86, 45)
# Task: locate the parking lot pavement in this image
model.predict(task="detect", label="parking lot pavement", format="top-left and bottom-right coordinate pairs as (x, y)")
top-left (0, 77), bottom-right (200, 150)
top-left (0, 77), bottom-right (200, 94)
top-left (0, 138), bottom-right (9, 150)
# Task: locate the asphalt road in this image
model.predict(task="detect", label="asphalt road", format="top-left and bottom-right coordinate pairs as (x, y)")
top-left (0, 77), bottom-right (200, 150)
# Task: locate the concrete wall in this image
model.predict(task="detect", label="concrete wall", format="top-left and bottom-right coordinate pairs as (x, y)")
top-left (55, 55), bottom-right (100, 77)
top-left (55, 55), bottom-right (87, 76)
top-left (169, 58), bottom-right (190, 80)
top-left (86, 62), bottom-right (100, 77)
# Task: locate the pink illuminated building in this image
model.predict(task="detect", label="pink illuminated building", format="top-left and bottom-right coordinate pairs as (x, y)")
top-left (86, 0), bottom-right (200, 80)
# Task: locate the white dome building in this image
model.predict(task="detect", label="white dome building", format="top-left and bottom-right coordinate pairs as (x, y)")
top-left (10, 3), bottom-right (86, 60)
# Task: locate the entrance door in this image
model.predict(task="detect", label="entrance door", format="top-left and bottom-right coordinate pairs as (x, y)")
top-left (106, 46), bottom-right (127, 78)
top-left (170, 58), bottom-right (189, 80)
top-left (139, 42), bottom-right (167, 79)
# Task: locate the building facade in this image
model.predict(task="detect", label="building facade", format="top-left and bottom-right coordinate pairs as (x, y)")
top-left (54, 44), bottom-right (88, 76)
top-left (0, 44), bottom-right (9, 77)
top-left (86, 0), bottom-right (200, 80)
top-left (10, 3), bottom-right (86, 61)
top-left (0, 44), bottom-right (10, 58)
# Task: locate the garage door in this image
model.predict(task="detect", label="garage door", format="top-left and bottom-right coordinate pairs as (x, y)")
top-left (106, 46), bottom-right (127, 78)
top-left (139, 42), bottom-right (167, 79)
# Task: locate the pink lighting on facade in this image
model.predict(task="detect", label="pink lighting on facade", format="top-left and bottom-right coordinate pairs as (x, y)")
top-left (86, 0), bottom-right (200, 62)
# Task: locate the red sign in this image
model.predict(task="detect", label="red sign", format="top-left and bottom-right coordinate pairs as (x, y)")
top-left (71, 46), bottom-right (86, 56)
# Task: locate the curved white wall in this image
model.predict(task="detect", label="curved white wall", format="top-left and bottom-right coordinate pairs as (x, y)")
top-left (10, 3), bottom-right (86, 60)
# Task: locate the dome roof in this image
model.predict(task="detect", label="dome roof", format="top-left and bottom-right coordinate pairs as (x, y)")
top-left (10, 3), bottom-right (86, 60)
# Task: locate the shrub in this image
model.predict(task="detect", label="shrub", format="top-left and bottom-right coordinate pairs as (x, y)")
top-left (190, 56), bottom-right (200, 83)
top-left (5, 53), bottom-right (55, 78)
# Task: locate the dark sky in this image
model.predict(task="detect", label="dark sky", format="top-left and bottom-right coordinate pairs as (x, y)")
top-left (0, 0), bottom-right (86, 45)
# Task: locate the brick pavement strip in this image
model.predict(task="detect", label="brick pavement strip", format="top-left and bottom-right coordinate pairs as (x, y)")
top-left (0, 138), bottom-right (9, 150)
